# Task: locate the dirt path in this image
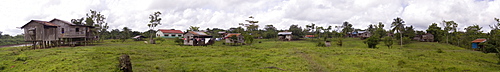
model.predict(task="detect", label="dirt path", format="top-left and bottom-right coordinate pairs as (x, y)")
top-left (294, 48), bottom-right (327, 72)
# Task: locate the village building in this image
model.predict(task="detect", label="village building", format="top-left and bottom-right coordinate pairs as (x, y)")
top-left (156, 29), bottom-right (183, 38)
top-left (183, 31), bottom-right (214, 46)
top-left (21, 19), bottom-right (95, 49)
top-left (471, 39), bottom-right (487, 49)
top-left (413, 33), bottom-right (434, 42)
top-left (278, 32), bottom-right (292, 41)
top-left (357, 31), bottom-right (372, 38)
top-left (224, 33), bottom-right (245, 44)
top-left (305, 35), bottom-right (315, 38)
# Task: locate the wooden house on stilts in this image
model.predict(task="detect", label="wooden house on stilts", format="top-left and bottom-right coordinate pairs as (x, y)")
top-left (20, 19), bottom-right (96, 49)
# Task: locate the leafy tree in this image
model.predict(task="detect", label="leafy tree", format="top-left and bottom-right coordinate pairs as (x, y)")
top-left (442, 20), bottom-right (458, 43)
top-left (382, 36), bottom-right (393, 48)
top-left (391, 17), bottom-right (405, 48)
top-left (84, 10), bottom-right (109, 41)
top-left (71, 18), bottom-right (84, 25)
top-left (188, 26), bottom-right (200, 31)
top-left (365, 35), bottom-right (380, 48)
top-left (121, 27), bottom-right (132, 40)
top-left (426, 23), bottom-right (444, 42)
top-left (289, 25), bottom-right (304, 39)
top-left (373, 22), bottom-right (387, 38)
top-left (263, 25), bottom-right (278, 39)
top-left (147, 11), bottom-right (162, 44)
top-left (239, 16), bottom-right (259, 32)
top-left (341, 21), bottom-right (354, 37)
top-left (403, 26), bottom-right (416, 38)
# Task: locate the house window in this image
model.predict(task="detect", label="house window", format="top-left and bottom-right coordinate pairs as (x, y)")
top-left (61, 28), bottom-right (65, 33)
top-left (76, 28), bottom-right (80, 32)
top-left (178, 34), bottom-right (181, 37)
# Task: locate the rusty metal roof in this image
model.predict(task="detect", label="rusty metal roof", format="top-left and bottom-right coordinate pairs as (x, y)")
top-left (225, 33), bottom-right (241, 37)
top-left (471, 39), bottom-right (487, 43)
top-left (21, 20), bottom-right (59, 28)
top-left (187, 31), bottom-right (210, 36)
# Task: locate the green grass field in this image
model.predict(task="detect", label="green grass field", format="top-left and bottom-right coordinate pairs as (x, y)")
top-left (1, 38), bottom-right (499, 72)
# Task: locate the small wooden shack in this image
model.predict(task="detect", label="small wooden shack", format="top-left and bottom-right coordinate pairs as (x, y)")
top-left (471, 39), bottom-right (487, 49)
top-left (357, 31), bottom-right (372, 38)
top-left (183, 31), bottom-right (214, 46)
top-left (21, 20), bottom-right (60, 48)
top-left (413, 33), bottom-right (434, 42)
top-left (278, 32), bottom-right (292, 41)
top-left (224, 33), bottom-right (245, 44)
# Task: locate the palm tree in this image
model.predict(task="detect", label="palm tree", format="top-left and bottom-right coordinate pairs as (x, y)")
top-left (391, 17), bottom-right (405, 48)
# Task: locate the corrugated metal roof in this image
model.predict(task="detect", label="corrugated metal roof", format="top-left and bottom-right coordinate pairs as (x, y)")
top-left (278, 32), bottom-right (292, 35)
top-left (158, 29), bottom-right (183, 34)
top-left (188, 31), bottom-right (210, 36)
top-left (471, 39), bottom-right (487, 43)
top-left (225, 33), bottom-right (241, 37)
top-left (21, 20), bottom-right (59, 28)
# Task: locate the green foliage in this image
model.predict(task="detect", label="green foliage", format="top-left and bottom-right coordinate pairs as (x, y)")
top-left (436, 49), bottom-right (444, 53)
top-left (337, 38), bottom-right (343, 46)
top-left (188, 26), bottom-right (200, 31)
top-left (382, 36), bottom-right (393, 49)
top-left (244, 34), bottom-right (254, 45)
top-left (316, 41), bottom-right (326, 47)
top-left (399, 37), bottom-right (412, 45)
top-left (365, 36), bottom-right (380, 48)
top-left (289, 25), bottom-right (304, 39)
top-left (174, 38), bottom-right (184, 45)
top-left (426, 23), bottom-right (444, 42)
top-left (154, 37), bottom-right (166, 43)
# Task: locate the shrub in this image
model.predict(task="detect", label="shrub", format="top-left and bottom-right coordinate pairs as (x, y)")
top-left (365, 36), bottom-right (380, 48)
top-left (174, 38), bottom-right (184, 45)
top-left (15, 54), bottom-right (28, 61)
top-left (155, 37), bottom-right (166, 43)
top-left (382, 36), bottom-right (394, 49)
top-left (316, 41), bottom-right (325, 47)
top-left (436, 49), bottom-right (444, 53)
top-left (337, 38), bottom-right (343, 47)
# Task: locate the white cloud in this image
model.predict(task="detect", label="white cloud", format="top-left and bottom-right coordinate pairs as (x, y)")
top-left (1, 0), bottom-right (499, 35)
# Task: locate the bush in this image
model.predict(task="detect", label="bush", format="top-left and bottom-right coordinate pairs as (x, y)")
top-left (365, 36), bottom-right (380, 48)
top-left (155, 37), bottom-right (166, 43)
top-left (15, 54), bottom-right (28, 61)
top-left (382, 36), bottom-right (394, 49)
top-left (174, 38), bottom-right (184, 45)
top-left (316, 41), bottom-right (325, 47)
top-left (337, 38), bottom-right (343, 47)
top-left (399, 37), bottom-right (412, 45)
top-left (437, 49), bottom-right (444, 53)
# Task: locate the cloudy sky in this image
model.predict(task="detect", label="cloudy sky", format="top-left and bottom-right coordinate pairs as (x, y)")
top-left (1, 0), bottom-right (499, 35)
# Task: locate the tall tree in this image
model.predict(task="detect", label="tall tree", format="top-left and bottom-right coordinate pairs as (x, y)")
top-left (263, 25), bottom-right (278, 39)
top-left (85, 10), bottom-right (109, 41)
top-left (442, 20), bottom-right (458, 43)
top-left (122, 27), bottom-right (132, 38)
top-left (341, 21), bottom-right (354, 37)
top-left (289, 25), bottom-right (304, 39)
top-left (71, 18), bottom-right (84, 25)
top-left (147, 11), bottom-right (162, 44)
top-left (188, 26), bottom-right (200, 31)
top-left (426, 23), bottom-right (444, 42)
top-left (391, 17), bottom-right (405, 48)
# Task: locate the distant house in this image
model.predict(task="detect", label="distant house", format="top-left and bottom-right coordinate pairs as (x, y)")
top-left (156, 29), bottom-right (183, 38)
top-left (305, 35), bottom-right (315, 38)
top-left (183, 31), bottom-right (214, 46)
top-left (471, 39), bottom-right (487, 49)
top-left (278, 32), bottom-right (292, 41)
top-left (413, 33), bottom-right (434, 42)
top-left (224, 33), bottom-right (245, 44)
top-left (357, 31), bottom-right (372, 38)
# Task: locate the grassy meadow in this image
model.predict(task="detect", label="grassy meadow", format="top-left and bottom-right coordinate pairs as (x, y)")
top-left (0, 38), bottom-right (499, 72)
